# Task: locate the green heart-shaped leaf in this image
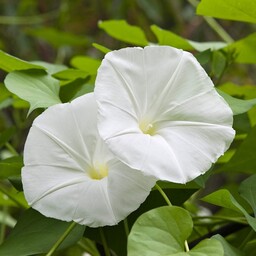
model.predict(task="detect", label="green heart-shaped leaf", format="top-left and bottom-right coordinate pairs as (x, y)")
top-left (128, 206), bottom-right (223, 256)
top-left (5, 70), bottom-right (61, 114)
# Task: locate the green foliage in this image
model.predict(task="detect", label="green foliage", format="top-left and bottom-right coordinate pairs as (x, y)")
top-left (98, 20), bottom-right (148, 46)
top-left (226, 33), bottom-right (256, 64)
top-left (128, 206), bottom-right (223, 256)
top-left (0, 209), bottom-right (85, 256)
top-left (202, 189), bottom-right (256, 231)
top-left (4, 70), bottom-right (61, 114)
top-left (213, 235), bottom-right (244, 256)
top-left (70, 56), bottom-right (101, 75)
top-left (197, 0), bottom-right (256, 23)
top-left (217, 90), bottom-right (256, 115)
top-left (151, 25), bottom-right (193, 50)
top-left (151, 25), bottom-right (227, 52)
top-left (239, 175), bottom-right (256, 216)
top-left (0, 50), bottom-right (45, 73)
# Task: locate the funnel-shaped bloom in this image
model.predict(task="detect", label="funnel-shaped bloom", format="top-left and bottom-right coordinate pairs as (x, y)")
top-left (95, 46), bottom-right (235, 183)
top-left (22, 93), bottom-right (155, 227)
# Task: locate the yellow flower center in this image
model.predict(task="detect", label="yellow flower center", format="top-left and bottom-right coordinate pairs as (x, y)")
top-left (89, 164), bottom-right (108, 180)
top-left (139, 120), bottom-right (155, 135)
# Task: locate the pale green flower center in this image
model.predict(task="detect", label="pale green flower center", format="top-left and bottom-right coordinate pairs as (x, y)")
top-left (139, 120), bottom-right (155, 135)
top-left (89, 164), bottom-right (108, 180)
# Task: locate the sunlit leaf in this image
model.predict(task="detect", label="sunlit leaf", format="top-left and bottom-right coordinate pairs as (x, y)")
top-left (189, 41), bottom-right (227, 52)
top-left (218, 83), bottom-right (256, 99)
top-left (226, 33), bottom-right (256, 64)
top-left (53, 68), bottom-right (89, 81)
top-left (239, 174), bottom-right (256, 216)
top-left (92, 43), bottom-right (111, 54)
top-left (31, 61), bottom-right (67, 75)
top-left (0, 208), bottom-right (85, 256)
top-left (0, 50), bottom-right (45, 72)
top-left (4, 70), bottom-right (61, 114)
top-left (99, 20), bottom-right (148, 46)
top-left (151, 25), bottom-right (226, 51)
top-left (197, 0), bottom-right (256, 23)
top-left (70, 56), bottom-right (101, 75)
top-left (151, 25), bottom-right (193, 50)
top-left (202, 189), bottom-right (256, 231)
top-left (128, 206), bottom-right (223, 256)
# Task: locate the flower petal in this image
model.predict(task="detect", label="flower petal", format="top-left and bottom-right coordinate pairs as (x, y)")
top-left (22, 93), bottom-right (155, 227)
top-left (95, 46), bottom-right (235, 183)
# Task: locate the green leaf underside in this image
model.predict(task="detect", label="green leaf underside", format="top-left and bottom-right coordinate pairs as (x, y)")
top-left (197, 0), bottom-right (256, 23)
top-left (217, 89), bottom-right (256, 115)
top-left (226, 33), bottom-right (256, 64)
top-left (218, 83), bottom-right (256, 99)
top-left (99, 20), bottom-right (148, 46)
top-left (239, 174), bottom-right (256, 216)
top-left (53, 68), bottom-right (89, 81)
top-left (0, 208), bottom-right (85, 256)
top-left (31, 61), bottom-right (67, 75)
top-left (128, 206), bottom-right (223, 256)
top-left (0, 50), bottom-right (45, 73)
top-left (4, 70), bottom-right (61, 114)
top-left (202, 189), bottom-right (256, 231)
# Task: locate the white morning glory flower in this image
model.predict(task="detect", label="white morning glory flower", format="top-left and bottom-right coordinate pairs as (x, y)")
top-left (22, 93), bottom-right (155, 227)
top-left (94, 46), bottom-right (235, 184)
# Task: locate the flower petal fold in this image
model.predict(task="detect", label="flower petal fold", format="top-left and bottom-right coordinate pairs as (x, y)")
top-left (22, 93), bottom-right (155, 227)
top-left (95, 46), bottom-right (235, 183)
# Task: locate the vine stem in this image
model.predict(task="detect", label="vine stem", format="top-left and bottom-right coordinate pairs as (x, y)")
top-left (45, 221), bottom-right (77, 256)
top-left (185, 240), bottom-right (190, 252)
top-left (155, 183), bottom-right (189, 251)
top-left (239, 229), bottom-right (255, 249)
top-left (0, 186), bottom-right (26, 209)
top-left (123, 218), bottom-right (129, 237)
top-left (154, 183), bottom-right (172, 206)
top-left (193, 215), bottom-right (247, 225)
top-left (100, 228), bottom-right (110, 256)
top-left (5, 142), bottom-right (19, 156)
top-left (187, 0), bottom-right (234, 44)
